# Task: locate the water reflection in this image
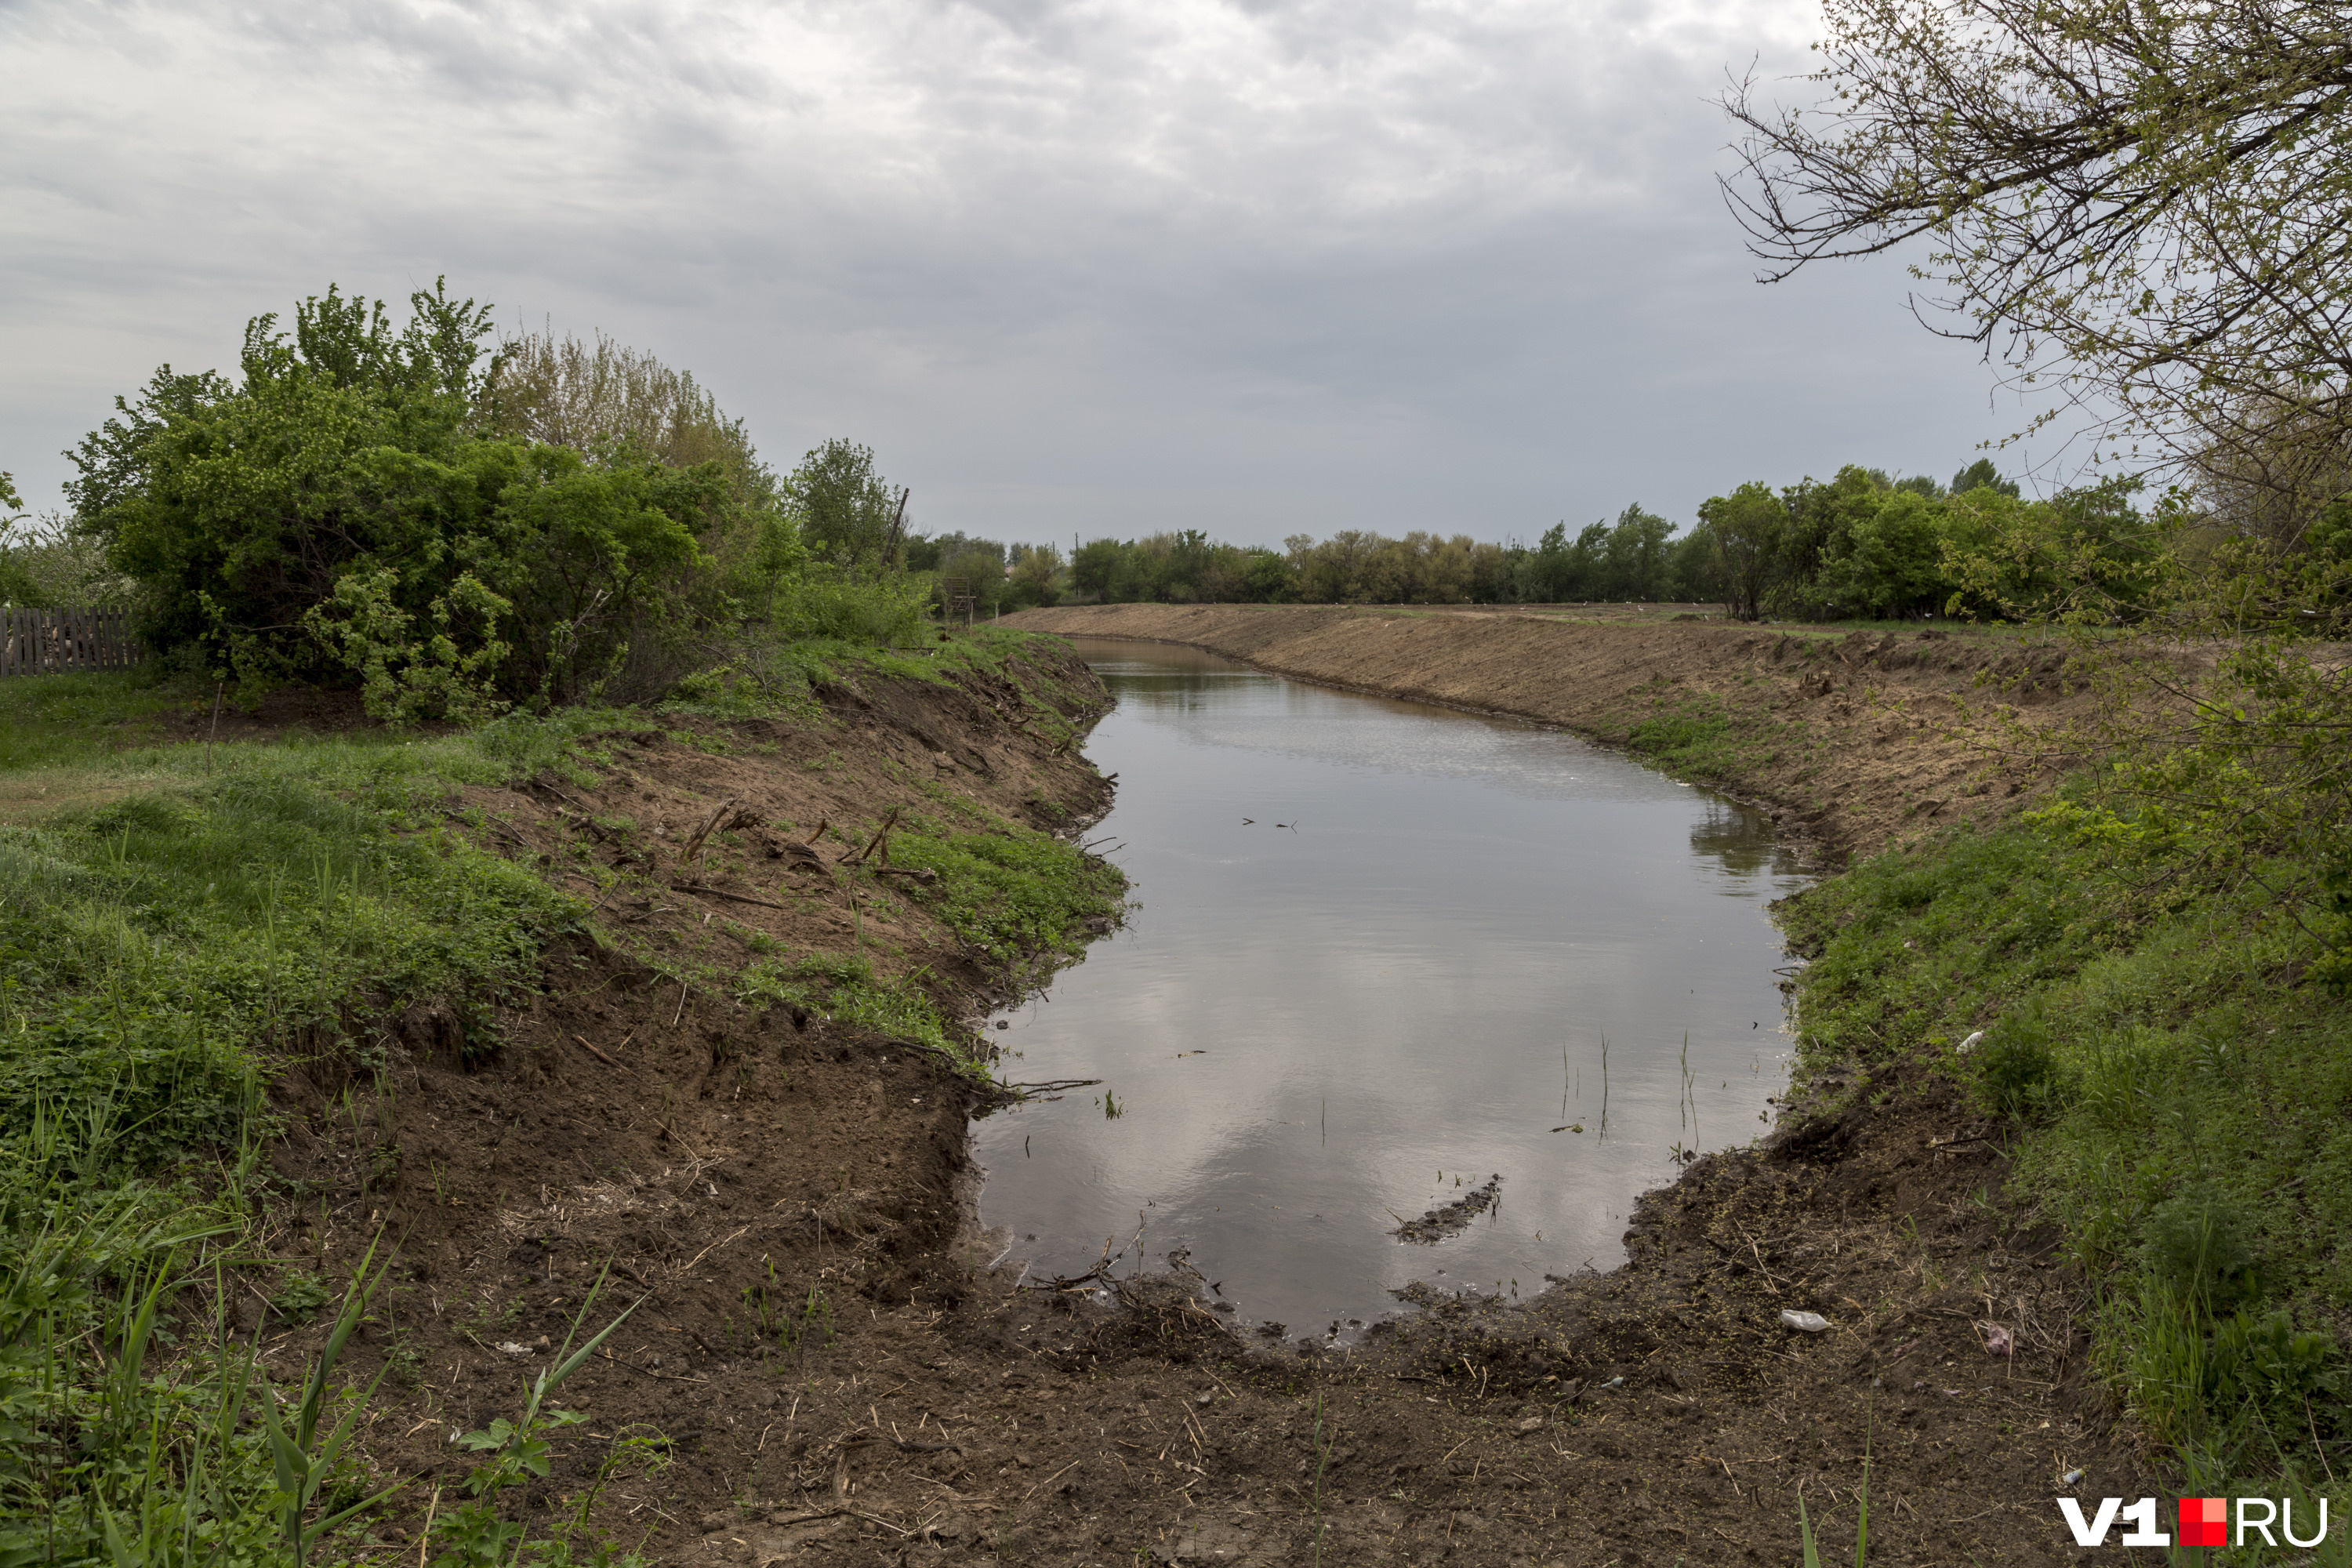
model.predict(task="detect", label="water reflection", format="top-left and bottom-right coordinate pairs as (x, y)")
top-left (1689, 800), bottom-right (1805, 880)
top-left (974, 641), bottom-right (1809, 1338)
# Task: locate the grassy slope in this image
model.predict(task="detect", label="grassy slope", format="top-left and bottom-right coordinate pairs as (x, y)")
top-left (0, 631), bottom-right (1121, 1565)
top-left (1778, 801), bottom-right (2350, 1495)
top-left (1590, 644), bottom-right (2352, 1490)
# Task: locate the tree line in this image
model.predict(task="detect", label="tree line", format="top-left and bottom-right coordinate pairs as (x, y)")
top-left (947, 458), bottom-right (2165, 622)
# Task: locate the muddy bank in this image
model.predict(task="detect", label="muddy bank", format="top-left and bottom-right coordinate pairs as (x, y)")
top-left (1005, 602), bottom-right (2111, 864)
top-left (252, 629), bottom-right (2151, 1566)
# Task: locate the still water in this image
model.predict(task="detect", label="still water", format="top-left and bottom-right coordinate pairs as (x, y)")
top-left (975, 641), bottom-right (1807, 1337)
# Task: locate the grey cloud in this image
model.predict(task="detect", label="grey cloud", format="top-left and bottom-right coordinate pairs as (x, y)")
top-left (2, 0), bottom-right (2031, 544)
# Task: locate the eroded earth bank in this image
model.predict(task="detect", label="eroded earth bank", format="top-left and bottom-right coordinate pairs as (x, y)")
top-left (281, 619), bottom-right (2152, 1567)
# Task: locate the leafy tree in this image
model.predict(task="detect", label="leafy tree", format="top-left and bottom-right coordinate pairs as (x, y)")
top-left (1007, 543), bottom-right (1064, 609)
top-left (1951, 458), bottom-right (2020, 499)
top-left (488, 326), bottom-right (802, 622)
top-left (1696, 481), bottom-right (1786, 619)
top-left (1597, 505), bottom-right (1674, 600)
top-left (1774, 466), bottom-right (1889, 616)
top-left (74, 284), bottom-right (512, 695)
top-left (1815, 488), bottom-right (1951, 618)
top-left (936, 539), bottom-right (1007, 617)
top-left (1939, 477), bottom-right (2160, 622)
top-left (1722, 0), bottom-right (2352, 470)
top-left (1665, 521), bottom-right (1726, 605)
top-left (1070, 538), bottom-right (1126, 601)
top-left (491, 328), bottom-right (761, 481)
top-left (1289, 530), bottom-right (1382, 602)
top-left (0, 474), bottom-right (33, 606)
top-left (789, 440), bottom-right (903, 568)
top-left (1518, 521), bottom-right (1607, 601)
top-left (1240, 547), bottom-right (1294, 601)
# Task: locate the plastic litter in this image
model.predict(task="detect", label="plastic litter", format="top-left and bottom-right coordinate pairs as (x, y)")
top-left (1981, 1323), bottom-right (2014, 1356)
top-left (1956, 1031), bottom-right (1985, 1055)
top-left (2062, 1468), bottom-right (2085, 1486)
top-left (1779, 1310), bottom-right (1831, 1334)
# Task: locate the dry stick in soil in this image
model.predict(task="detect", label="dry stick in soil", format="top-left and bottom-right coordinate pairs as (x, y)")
top-left (1734, 1218), bottom-right (1784, 1297)
top-left (842, 808), bottom-right (903, 867)
top-left (680, 796), bottom-right (743, 866)
top-left (673, 882), bottom-right (794, 911)
top-left (205, 680), bottom-right (223, 774)
top-left (571, 1034), bottom-right (633, 1073)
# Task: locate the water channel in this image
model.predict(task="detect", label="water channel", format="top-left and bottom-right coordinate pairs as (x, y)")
top-left (975, 640), bottom-right (1808, 1338)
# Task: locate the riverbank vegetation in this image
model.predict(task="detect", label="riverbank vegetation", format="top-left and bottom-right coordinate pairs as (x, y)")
top-left (0, 283), bottom-right (1126, 1563)
top-left (1787, 806), bottom-right (2350, 1483)
top-left (1717, 0), bottom-right (2352, 1513)
top-left (1773, 497), bottom-right (2352, 1488)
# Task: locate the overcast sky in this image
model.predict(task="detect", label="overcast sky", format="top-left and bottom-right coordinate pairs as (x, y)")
top-left (3, 0), bottom-right (2044, 548)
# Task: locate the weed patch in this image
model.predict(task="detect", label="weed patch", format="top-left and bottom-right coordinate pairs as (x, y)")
top-left (1614, 690), bottom-right (1794, 782)
top-left (1783, 807), bottom-right (2352, 1482)
top-left (889, 819), bottom-right (1125, 978)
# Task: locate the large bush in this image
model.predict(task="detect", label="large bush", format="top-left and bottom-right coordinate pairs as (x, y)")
top-left (66, 284), bottom-right (822, 714)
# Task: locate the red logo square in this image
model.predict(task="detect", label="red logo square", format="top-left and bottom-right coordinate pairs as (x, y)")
top-left (2179, 1497), bottom-right (2227, 1548)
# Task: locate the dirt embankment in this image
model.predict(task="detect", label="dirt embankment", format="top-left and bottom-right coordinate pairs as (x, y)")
top-left (1007, 601), bottom-right (2109, 863)
top-left (263, 629), bottom-right (2154, 1568)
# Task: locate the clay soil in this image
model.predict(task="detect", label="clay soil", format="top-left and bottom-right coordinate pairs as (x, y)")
top-left (245, 622), bottom-right (2158, 1567)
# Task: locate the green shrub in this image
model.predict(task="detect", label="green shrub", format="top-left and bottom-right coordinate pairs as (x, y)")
top-left (890, 822), bottom-right (1126, 976)
top-left (779, 572), bottom-right (930, 647)
top-left (1971, 1008), bottom-right (2061, 1118)
top-left (66, 282), bottom-right (814, 716)
top-left (2206, 1310), bottom-right (2343, 1435)
top-left (2145, 1185), bottom-right (2261, 1310)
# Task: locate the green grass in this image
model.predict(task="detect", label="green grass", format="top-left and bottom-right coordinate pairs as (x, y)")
top-left (0, 630), bottom-right (1115, 1562)
top-left (889, 817), bottom-right (1126, 975)
top-left (0, 666), bottom-right (205, 772)
top-left (1612, 690), bottom-right (1798, 782)
top-left (731, 818), bottom-right (1127, 1075)
top-left (735, 952), bottom-right (980, 1068)
top-left (1782, 804), bottom-right (2352, 1491)
top-left (0, 677), bottom-right (619, 1563)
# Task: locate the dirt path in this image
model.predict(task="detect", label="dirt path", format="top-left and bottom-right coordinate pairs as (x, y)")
top-left (1004, 601), bottom-right (2108, 864)
top-left (259, 627), bottom-right (2154, 1566)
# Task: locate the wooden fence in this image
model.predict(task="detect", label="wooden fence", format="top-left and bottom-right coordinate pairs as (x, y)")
top-left (0, 608), bottom-right (142, 677)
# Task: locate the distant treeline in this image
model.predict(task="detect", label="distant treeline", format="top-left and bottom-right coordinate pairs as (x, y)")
top-left (908, 459), bottom-right (2156, 622)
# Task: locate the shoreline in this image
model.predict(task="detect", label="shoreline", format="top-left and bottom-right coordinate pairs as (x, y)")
top-left (1004, 601), bottom-right (2100, 866)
